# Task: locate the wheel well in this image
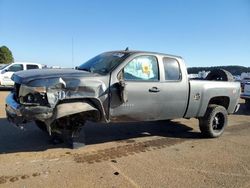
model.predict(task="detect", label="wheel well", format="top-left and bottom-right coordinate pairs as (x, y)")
top-left (208, 96), bottom-right (230, 109)
top-left (55, 98), bottom-right (107, 122)
top-left (68, 110), bottom-right (101, 122)
top-left (54, 100), bottom-right (101, 121)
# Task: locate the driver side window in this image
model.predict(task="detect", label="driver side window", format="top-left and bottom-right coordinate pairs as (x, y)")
top-left (124, 56), bottom-right (159, 81)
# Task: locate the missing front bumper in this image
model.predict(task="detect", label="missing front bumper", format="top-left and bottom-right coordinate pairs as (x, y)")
top-left (5, 93), bottom-right (53, 125)
top-left (5, 93), bottom-right (25, 125)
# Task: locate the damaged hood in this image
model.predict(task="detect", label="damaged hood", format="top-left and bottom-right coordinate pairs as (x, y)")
top-left (13, 68), bottom-right (109, 106)
top-left (12, 68), bottom-right (97, 85)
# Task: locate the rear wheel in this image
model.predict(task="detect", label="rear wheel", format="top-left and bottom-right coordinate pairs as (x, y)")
top-left (199, 105), bottom-right (228, 138)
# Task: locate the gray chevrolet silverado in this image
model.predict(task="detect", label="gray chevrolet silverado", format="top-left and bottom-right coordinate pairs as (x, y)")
top-left (5, 51), bottom-right (241, 148)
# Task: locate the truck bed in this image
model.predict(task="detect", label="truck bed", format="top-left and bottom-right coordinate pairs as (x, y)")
top-left (184, 80), bottom-right (240, 118)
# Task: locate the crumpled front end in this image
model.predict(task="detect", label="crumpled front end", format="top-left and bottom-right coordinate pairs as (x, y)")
top-left (5, 76), bottom-right (108, 126)
top-left (5, 92), bottom-right (53, 125)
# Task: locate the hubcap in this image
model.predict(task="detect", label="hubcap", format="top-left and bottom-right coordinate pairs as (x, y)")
top-left (212, 113), bottom-right (224, 131)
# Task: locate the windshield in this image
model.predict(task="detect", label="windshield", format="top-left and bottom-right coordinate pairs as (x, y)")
top-left (78, 52), bottom-right (129, 75)
top-left (0, 64), bottom-right (9, 70)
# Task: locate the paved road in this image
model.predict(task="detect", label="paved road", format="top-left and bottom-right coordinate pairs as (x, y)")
top-left (0, 91), bottom-right (249, 187)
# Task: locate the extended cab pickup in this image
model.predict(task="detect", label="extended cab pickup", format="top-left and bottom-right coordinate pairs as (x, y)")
top-left (5, 51), bottom-right (241, 148)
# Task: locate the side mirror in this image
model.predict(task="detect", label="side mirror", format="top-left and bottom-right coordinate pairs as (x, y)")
top-left (118, 70), bottom-right (128, 103)
top-left (75, 66), bottom-right (78, 70)
top-left (119, 80), bottom-right (128, 103)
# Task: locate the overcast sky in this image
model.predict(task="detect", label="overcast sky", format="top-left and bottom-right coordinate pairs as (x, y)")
top-left (0, 0), bottom-right (249, 68)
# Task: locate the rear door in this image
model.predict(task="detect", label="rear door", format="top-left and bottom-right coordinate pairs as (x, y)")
top-left (157, 57), bottom-right (189, 119)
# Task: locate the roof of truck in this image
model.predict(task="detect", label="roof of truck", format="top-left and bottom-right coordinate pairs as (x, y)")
top-left (106, 50), bottom-right (183, 59)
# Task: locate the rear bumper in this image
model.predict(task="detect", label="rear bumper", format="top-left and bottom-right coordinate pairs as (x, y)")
top-left (234, 104), bottom-right (240, 113)
top-left (5, 93), bottom-right (53, 125)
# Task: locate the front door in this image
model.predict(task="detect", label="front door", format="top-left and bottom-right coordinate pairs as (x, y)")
top-left (110, 55), bottom-right (162, 122)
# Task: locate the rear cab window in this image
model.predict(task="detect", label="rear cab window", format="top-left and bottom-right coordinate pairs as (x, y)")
top-left (162, 57), bottom-right (181, 81)
top-left (27, 64), bottom-right (39, 70)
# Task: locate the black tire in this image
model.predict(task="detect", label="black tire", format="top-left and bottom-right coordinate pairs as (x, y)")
top-left (35, 120), bottom-right (48, 133)
top-left (199, 105), bottom-right (228, 138)
top-left (205, 69), bottom-right (234, 81)
top-left (246, 99), bottom-right (250, 110)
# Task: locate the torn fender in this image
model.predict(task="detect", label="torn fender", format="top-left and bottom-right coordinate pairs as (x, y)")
top-left (45, 102), bottom-right (100, 126)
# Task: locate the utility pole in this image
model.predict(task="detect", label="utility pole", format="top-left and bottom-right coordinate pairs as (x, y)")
top-left (72, 37), bottom-right (74, 68)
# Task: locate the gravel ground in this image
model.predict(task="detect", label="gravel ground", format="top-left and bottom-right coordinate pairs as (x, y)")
top-left (0, 91), bottom-right (249, 188)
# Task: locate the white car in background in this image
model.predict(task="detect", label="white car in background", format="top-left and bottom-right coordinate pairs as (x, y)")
top-left (0, 62), bottom-right (43, 87)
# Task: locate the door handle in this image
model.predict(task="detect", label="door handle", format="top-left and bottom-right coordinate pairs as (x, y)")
top-left (149, 87), bottom-right (160, 93)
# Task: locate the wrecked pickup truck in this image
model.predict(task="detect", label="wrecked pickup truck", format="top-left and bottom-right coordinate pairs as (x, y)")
top-left (5, 51), bottom-right (241, 148)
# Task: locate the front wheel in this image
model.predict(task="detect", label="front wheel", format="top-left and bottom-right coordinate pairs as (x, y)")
top-left (199, 105), bottom-right (228, 138)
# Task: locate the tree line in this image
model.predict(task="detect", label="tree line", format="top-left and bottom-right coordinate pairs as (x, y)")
top-left (188, 66), bottom-right (250, 75)
top-left (0, 46), bottom-right (14, 64)
top-left (1, 45), bottom-right (249, 75)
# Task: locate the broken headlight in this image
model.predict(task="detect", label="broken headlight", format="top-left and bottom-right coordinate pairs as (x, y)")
top-left (19, 85), bottom-right (49, 106)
